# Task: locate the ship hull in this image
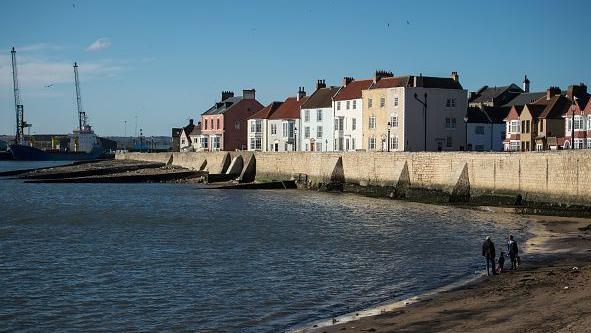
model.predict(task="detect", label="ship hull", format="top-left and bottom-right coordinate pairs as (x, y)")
top-left (9, 144), bottom-right (103, 161)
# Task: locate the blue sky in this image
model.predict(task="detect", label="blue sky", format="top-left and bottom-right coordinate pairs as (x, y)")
top-left (1, 0), bottom-right (590, 136)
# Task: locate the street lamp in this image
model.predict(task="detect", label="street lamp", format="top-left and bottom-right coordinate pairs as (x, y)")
top-left (571, 96), bottom-right (578, 150)
top-left (414, 92), bottom-right (428, 151)
top-left (325, 138), bottom-right (328, 152)
top-left (387, 121), bottom-right (392, 152)
top-left (463, 115), bottom-right (469, 151)
top-left (294, 126), bottom-right (298, 151)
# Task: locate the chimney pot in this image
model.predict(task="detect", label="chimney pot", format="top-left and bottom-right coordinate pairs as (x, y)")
top-left (316, 79), bottom-right (327, 90)
top-left (243, 89), bottom-right (256, 99)
top-left (523, 75), bottom-right (530, 93)
top-left (221, 91), bottom-right (234, 101)
top-left (297, 86), bottom-right (306, 101)
top-left (342, 77), bottom-right (354, 86)
top-left (451, 71), bottom-right (459, 82)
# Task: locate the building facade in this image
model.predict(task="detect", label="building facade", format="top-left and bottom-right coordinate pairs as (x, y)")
top-left (265, 87), bottom-right (307, 152)
top-left (465, 106), bottom-right (505, 151)
top-left (247, 101), bottom-right (283, 151)
top-left (300, 81), bottom-right (339, 152)
top-left (361, 72), bottom-right (467, 151)
top-left (332, 77), bottom-right (373, 151)
top-left (200, 90), bottom-right (264, 151)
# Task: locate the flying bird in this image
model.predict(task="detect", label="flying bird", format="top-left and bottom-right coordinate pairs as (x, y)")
top-left (45, 84), bottom-right (54, 88)
top-left (406, 20), bottom-right (411, 25)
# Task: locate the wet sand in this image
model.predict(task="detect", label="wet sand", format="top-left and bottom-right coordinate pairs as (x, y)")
top-left (305, 216), bottom-right (591, 333)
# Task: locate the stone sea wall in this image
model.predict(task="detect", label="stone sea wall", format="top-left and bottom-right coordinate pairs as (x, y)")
top-left (116, 150), bottom-right (591, 209)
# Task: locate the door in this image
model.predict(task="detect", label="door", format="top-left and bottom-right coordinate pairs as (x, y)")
top-left (274, 143), bottom-right (279, 152)
top-left (310, 142), bottom-right (315, 151)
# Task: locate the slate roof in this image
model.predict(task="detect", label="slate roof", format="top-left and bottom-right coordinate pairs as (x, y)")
top-left (524, 104), bottom-right (547, 118)
top-left (469, 84), bottom-right (522, 104)
top-left (301, 86), bottom-right (340, 109)
top-left (539, 95), bottom-right (570, 119)
top-left (333, 79), bottom-right (373, 101)
top-left (202, 96), bottom-right (243, 115)
top-left (269, 96), bottom-right (309, 120)
top-left (466, 106), bottom-right (491, 123)
top-left (501, 92), bottom-right (546, 108)
top-left (189, 124), bottom-right (202, 136)
top-left (370, 75), bottom-right (464, 90)
top-left (249, 101), bottom-right (283, 120)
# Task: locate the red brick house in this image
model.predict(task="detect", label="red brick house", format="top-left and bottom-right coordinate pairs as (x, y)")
top-left (200, 90), bottom-right (264, 151)
top-left (561, 84), bottom-right (590, 149)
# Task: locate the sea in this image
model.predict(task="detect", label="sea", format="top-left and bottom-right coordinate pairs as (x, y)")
top-left (0, 161), bottom-right (528, 332)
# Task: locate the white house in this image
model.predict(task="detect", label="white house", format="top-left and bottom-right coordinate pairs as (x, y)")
top-left (300, 80), bottom-right (339, 152)
top-left (265, 87), bottom-right (307, 152)
top-left (333, 77), bottom-right (372, 151)
top-left (247, 101), bottom-right (283, 151)
top-left (466, 106), bottom-right (505, 151)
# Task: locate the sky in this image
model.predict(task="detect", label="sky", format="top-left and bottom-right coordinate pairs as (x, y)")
top-left (1, 0), bottom-right (590, 137)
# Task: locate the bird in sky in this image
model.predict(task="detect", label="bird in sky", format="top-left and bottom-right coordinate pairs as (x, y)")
top-left (45, 84), bottom-right (54, 88)
top-left (406, 20), bottom-right (411, 25)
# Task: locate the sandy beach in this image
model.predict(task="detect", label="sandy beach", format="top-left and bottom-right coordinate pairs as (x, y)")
top-left (304, 215), bottom-right (591, 333)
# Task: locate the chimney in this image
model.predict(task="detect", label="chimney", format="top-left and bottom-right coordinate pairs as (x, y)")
top-left (469, 91), bottom-right (476, 101)
top-left (373, 70), bottom-right (394, 83)
top-left (342, 77), bottom-right (354, 86)
top-left (243, 89), bottom-right (256, 100)
top-left (450, 71), bottom-right (459, 82)
top-left (523, 75), bottom-right (530, 93)
top-left (316, 79), bottom-right (326, 90)
top-left (189, 119), bottom-right (194, 126)
top-left (413, 74), bottom-right (423, 87)
top-left (546, 86), bottom-right (561, 100)
top-left (297, 86), bottom-right (306, 101)
top-left (221, 90), bottom-right (234, 101)
top-left (567, 84), bottom-right (587, 100)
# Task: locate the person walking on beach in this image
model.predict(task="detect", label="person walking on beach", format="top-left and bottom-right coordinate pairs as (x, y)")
top-left (482, 236), bottom-right (496, 276)
top-left (507, 235), bottom-right (519, 270)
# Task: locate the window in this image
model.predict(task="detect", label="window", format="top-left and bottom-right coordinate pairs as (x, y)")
top-left (368, 137), bottom-right (376, 150)
top-left (574, 115), bottom-right (585, 130)
top-left (250, 120), bottom-right (262, 133)
top-left (181, 138), bottom-right (185, 145)
top-left (566, 118), bottom-right (573, 132)
top-left (588, 115), bottom-right (591, 130)
top-left (334, 118), bottom-right (339, 130)
top-left (369, 115), bottom-right (376, 129)
top-left (338, 117), bottom-right (344, 132)
top-left (510, 120), bottom-right (520, 134)
top-left (446, 98), bottom-right (456, 107)
top-left (317, 142), bottom-right (323, 152)
top-left (446, 99), bottom-right (451, 107)
top-left (574, 138), bottom-right (584, 149)
top-left (352, 100), bottom-right (357, 109)
top-left (352, 118), bottom-right (357, 130)
top-left (451, 98), bottom-right (456, 107)
top-left (445, 117), bottom-right (457, 129)
top-left (446, 136), bottom-right (453, 147)
top-left (337, 102), bottom-right (341, 111)
top-left (204, 119), bottom-right (208, 130)
top-left (216, 118), bottom-right (220, 129)
top-left (304, 126), bottom-right (310, 139)
top-left (234, 121), bottom-right (240, 129)
top-left (390, 114), bottom-right (398, 127)
top-left (475, 126), bottom-right (485, 135)
top-left (394, 97), bottom-right (399, 106)
top-left (250, 137), bottom-right (261, 150)
top-left (536, 143), bottom-right (543, 151)
top-left (380, 97), bottom-right (385, 107)
top-left (346, 101), bottom-right (350, 110)
top-left (587, 138), bottom-right (591, 149)
top-left (317, 109), bottom-right (322, 121)
top-left (212, 136), bottom-right (221, 150)
top-left (351, 138), bottom-right (356, 150)
top-left (200, 136), bottom-right (208, 148)
top-left (368, 98), bottom-right (373, 108)
top-left (510, 141), bottom-right (520, 151)
top-left (317, 126), bottom-right (323, 138)
top-left (282, 122), bottom-right (294, 138)
top-left (271, 123), bottom-right (277, 135)
top-left (305, 143), bottom-right (309, 151)
top-left (390, 136), bottom-right (398, 150)
top-left (304, 110), bottom-right (310, 122)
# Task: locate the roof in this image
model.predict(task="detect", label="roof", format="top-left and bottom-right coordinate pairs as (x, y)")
top-left (269, 96), bottom-right (309, 120)
top-left (501, 92), bottom-right (546, 107)
top-left (539, 95), bottom-right (570, 119)
top-left (523, 104), bottom-right (546, 118)
top-left (370, 75), bottom-right (464, 90)
top-left (202, 96), bottom-right (243, 115)
top-left (249, 101), bottom-right (283, 119)
top-left (503, 105), bottom-right (525, 121)
top-left (172, 128), bottom-right (182, 137)
top-left (466, 106), bottom-right (491, 123)
top-left (333, 79), bottom-right (373, 101)
top-left (189, 124), bottom-right (201, 136)
top-left (469, 84), bottom-right (522, 104)
top-left (301, 86), bottom-right (340, 109)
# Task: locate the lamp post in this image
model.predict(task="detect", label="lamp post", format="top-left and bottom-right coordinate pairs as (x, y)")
top-left (463, 115), bottom-right (469, 151)
top-left (414, 92), bottom-right (428, 151)
top-left (294, 126), bottom-right (298, 151)
top-left (571, 96), bottom-right (577, 150)
top-left (387, 121), bottom-right (391, 152)
top-left (325, 138), bottom-right (328, 152)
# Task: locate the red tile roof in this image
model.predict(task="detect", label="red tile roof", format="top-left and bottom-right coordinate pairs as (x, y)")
top-left (503, 105), bottom-right (524, 121)
top-left (333, 79), bottom-right (373, 101)
top-left (268, 96), bottom-right (309, 120)
top-left (249, 101), bottom-right (283, 120)
top-left (538, 95), bottom-right (570, 119)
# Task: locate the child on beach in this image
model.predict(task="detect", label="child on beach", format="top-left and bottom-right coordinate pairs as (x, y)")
top-left (496, 252), bottom-right (505, 274)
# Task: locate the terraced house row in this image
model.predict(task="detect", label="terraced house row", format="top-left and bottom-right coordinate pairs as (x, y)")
top-left (173, 71), bottom-right (589, 153)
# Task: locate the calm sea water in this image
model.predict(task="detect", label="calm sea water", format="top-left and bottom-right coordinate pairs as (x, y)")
top-left (0, 161), bottom-right (526, 332)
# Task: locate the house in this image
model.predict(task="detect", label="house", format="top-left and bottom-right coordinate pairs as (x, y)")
top-left (465, 106), bottom-right (505, 151)
top-left (333, 76), bottom-right (374, 151)
top-left (189, 122), bottom-right (203, 151)
top-left (561, 84), bottom-right (590, 149)
top-left (247, 101), bottom-right (283, 151)
top-left (503, 105), bottom-right (525, 151)
top-left (300, 80), bottom-right (340, 152)
top-left (172, 119), bottom-right (195, 152)
top-left (267, 87), bottom-right (307, 151)
top-left (178, 119), bottom-right (195, 152)
top-left (361, 71), bottom-right (467, 151)
top-left (200, 89), bottom-right (264, 151)
top-left (468, 83), bottom-right (523, 108)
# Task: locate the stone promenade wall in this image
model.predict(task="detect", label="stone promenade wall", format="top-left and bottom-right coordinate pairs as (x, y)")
top-left (116, 150), bottom-right (591, 207)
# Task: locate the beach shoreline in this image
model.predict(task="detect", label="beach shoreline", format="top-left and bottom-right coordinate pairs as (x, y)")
top-left (298, 212), bottom-right (591, 333)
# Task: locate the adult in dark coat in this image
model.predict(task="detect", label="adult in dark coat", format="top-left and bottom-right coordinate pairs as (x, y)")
top-left (482, 236), bottom-right (496, 276)
top-left (507, 235), bottom-right (519, 269)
